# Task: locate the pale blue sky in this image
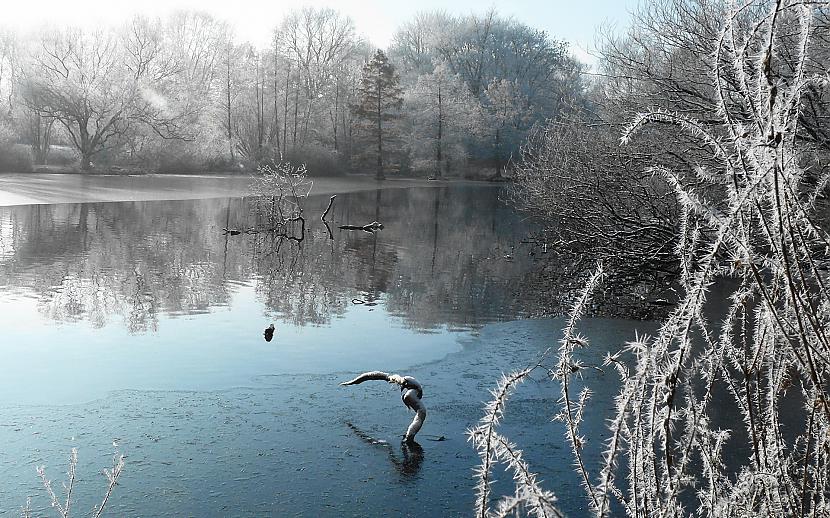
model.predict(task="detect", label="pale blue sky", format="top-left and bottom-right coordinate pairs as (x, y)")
top-left (3, 0), bottom-right (639, 65)
top-left (365, 0), bottom-right (639, 63)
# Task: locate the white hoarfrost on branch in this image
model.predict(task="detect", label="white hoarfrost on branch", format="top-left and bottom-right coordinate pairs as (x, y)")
top-left (476, 1), bottom-right (830, 517)
top-left (24, 448), bottom-right (125, 518)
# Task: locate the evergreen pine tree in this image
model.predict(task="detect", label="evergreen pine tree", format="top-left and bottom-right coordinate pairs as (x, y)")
top-left (353, 50), bottom-right (404, 180)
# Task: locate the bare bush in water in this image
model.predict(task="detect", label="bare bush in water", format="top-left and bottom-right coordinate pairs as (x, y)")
top-left (473, 1), bottom-right (830, 516)
top-left (248, 161), bottom-right (312, 239)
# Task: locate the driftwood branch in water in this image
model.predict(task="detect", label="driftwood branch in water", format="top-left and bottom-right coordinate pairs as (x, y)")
top-left (321, 195), bottom-right (336, 221)
top-left (338, 221), bottom-right (384, 233)
top-left (341, 371), bottom-right (426, 441)
top-left (222, 214), bottom-right (306, 242)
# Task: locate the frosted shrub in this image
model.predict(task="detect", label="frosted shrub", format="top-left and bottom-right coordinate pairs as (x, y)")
top-left (473, 2), bottom-right (830, 516)
top-left (249, 161), bottom-right (312, 239)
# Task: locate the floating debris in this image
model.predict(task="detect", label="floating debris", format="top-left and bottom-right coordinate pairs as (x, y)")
top-left (264, 324), bottom-right (275, 342)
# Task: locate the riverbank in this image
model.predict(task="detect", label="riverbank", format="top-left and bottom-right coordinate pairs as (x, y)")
top-left (0, 173), bottom-right (460, 206)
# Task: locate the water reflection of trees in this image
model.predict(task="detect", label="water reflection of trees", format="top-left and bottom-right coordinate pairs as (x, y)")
top-left (0, 186), bottom-right (532, 333)
top-left (0, 199), bottom-right (249, 333)
top-left (373, 187), bottom-right (532, 329)
top-left (253, 186), bottom-right (532, 330)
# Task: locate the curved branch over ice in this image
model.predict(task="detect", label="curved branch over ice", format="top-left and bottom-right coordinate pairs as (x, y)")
top-left (341, 371), bottom-right (426, 441)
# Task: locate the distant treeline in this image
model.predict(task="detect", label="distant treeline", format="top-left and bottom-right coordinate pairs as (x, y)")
top-left (0, 8), bottom-right (584, 176)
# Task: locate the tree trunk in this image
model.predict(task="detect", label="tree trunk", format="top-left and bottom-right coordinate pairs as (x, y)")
top-left (300, 97), bottom-right (312, 150)
top-left (292, 78), bottom-right (299, 152)
top-left (494, 127), bottom-right (501, 176)
top-left (226, 52), bottom-right (234, 163)
top-left (376, 81), bottom-right (384, 181)
top-left (331, 80), bottom-right (339, 152)
top-left (272, 44), bottom-right (281, 158)
top-left (283, 62), bottom-right (290, 157)
top-left (79, 125), bottom-right (93, 171)
top-left (80, 151), bottom-right (93, 171)
top-left (436, 82), bottom-right (443, 178)
top-left (256, 64), bottom-right (265, 159)
top-left (30, 114), bottom-right (53, 166)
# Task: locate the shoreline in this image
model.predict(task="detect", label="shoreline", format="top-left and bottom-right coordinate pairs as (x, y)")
top-left (0, 173), bottom-right (494, 207)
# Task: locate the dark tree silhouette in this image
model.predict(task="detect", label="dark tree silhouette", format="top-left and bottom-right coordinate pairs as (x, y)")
top-left (352, 50), bottom-right (404, 180)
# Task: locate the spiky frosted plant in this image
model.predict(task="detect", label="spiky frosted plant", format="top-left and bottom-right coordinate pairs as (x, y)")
top-left (613, 2), bottom-right (830, 515)
top-left (467, 265), bottom-right (603, 518)
top-left (468, 367), bottom-right (564, 518)
top-left (552, 264), bottom-right (604, 510)
top-left (475, 1), bottom-right (830, 516)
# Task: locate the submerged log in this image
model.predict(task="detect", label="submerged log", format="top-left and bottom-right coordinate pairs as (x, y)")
top-left (341, 371), bottom-right (426, 441)
top-left (338, 221), bottom-right (384, 233)
top-left (222, 215), bottom-right (306, 242)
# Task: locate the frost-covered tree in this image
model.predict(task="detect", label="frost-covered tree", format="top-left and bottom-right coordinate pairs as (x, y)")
top-left (130, 12), bottom-right (230, 171)
top-left (22, 22), bottom-right (194, 170)
top-left (0, 7), bottom-right (587, 175)
top-left (276, 8), bottom-right (359, 153)
top-left (0, 30), bottom-right (17, 120)
top-left (229, 44), bottom-right (272, 163)
top-left (392, 9), bottom-right (584, 174)
top-left (405, 62), bottom-right (481, 177)
top-left (389, 11), bottom-right (455, 80)
top-left (483, 78), bottom-right (531, 174)
top-left (352, 50), bottom-right (404, 180)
